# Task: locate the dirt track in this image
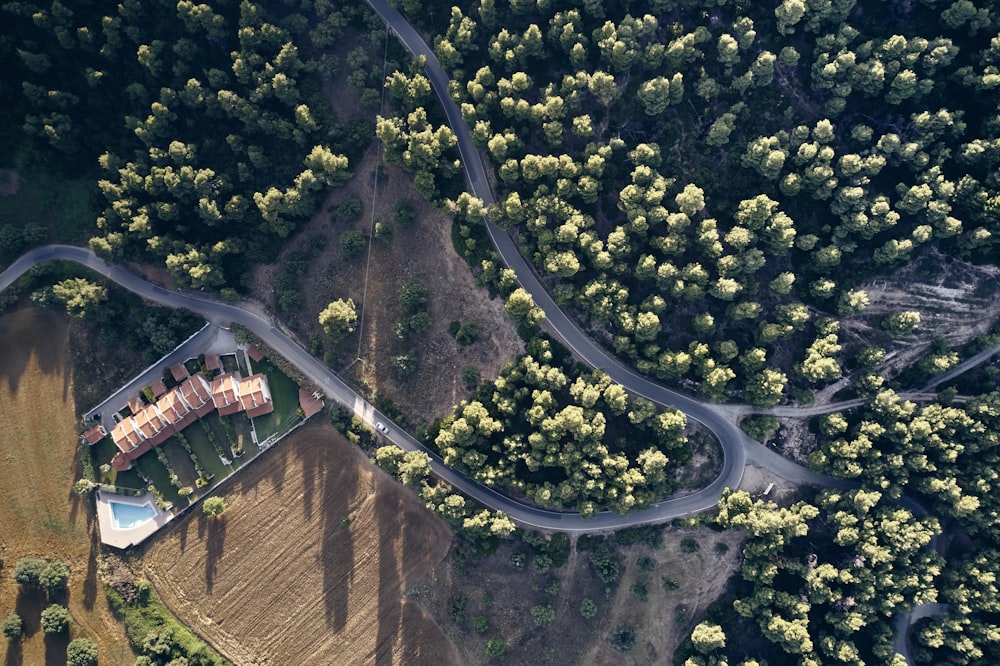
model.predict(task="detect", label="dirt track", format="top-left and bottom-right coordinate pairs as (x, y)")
top-left (146, 421), bottom-right (460, 666)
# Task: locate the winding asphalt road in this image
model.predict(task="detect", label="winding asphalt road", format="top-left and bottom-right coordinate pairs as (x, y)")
top-left (0, 244), bottom-right (810, 532)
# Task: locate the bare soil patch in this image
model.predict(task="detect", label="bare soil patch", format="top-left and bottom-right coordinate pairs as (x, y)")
top-left (145, 421), bottom-right (460, 666)
top-left (0, 307), bottom-right (135, 666)
top-left (419, 528), bottom-right (743, 665)
top-left (841, 250), bottom-right (1000, 379)
top-left (251, 152), bottom-right (523, 424)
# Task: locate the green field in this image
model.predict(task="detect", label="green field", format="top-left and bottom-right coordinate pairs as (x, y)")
top-left (136, 454), bottom-right (183, 508)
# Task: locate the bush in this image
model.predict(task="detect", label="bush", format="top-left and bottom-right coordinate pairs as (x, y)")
top-left (630, 578), bottom-right (649, 602)
top-left (589, 544), bottom-right (620, 583)
top-left (66, 637), bottom-right (99, 666)
top-left (41, 604), bottom-right (70, 633)
top-left (530, 602), bottom-right (555, 626)
top-left (609, 625), bottom-right (637, 652)
top-left (509, 551), bottom-right (526, 569)
top-left (662, 576), bottom-right (680, 591)
top-left (580, 598), bottom-right (597, 619)
top-left (455, 322), bottom-right (478, 345)
top-left (393, 201), bottom-right (416, 227)
top-left (203, 496), bottom-right (226, 517)
top-left (475, 615), bottom-right (489, 633)
top-left (637, 556), bottom-right (656, 572)
top-left (340, 230), bottom-right (367, 259)
top-left (680, 538), bottom-right (701, 553)
top-left (39, 560), bottom-right (71, 593)
top-left (485, 636), bottom-right (506, 657)
top-left (2, 612), bottom-right (22, 639)
top-left (11, 556), bottom-right (47, 586)
top-left (336, 198), bottom-right (362, 221)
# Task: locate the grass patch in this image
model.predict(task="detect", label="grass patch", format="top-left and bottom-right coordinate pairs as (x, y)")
top-left (186, 420), bottom-right (232, 481)
top-left (135, 455), bottom-right (182, 508)
top-left (160, 438), bottom-right (200, 486)
top-left (229, 414), bottom-right (259, 467)
top-left (247, 359), bottom-right (300, 440)
top-left (106, 584), bottom-right (229, 666)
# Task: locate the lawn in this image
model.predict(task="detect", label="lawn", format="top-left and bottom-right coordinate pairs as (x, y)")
top-left (136, 453), bottom-right (183, 509)
top-left (229, 414), bottom-right (259, 468)
top-left (160, 437), bottom-right (201, 487)
top-left (221, 353), bottom-right (240, 374)
top-left (185, 419), bottom-right (232, 482)
top-left (248, 358), bottom-right (301, 440)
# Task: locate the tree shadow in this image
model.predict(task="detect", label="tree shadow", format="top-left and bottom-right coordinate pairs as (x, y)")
top-left (204, 514), bottom-right (227, 595)
top-left (43, 630), bottom-right (70, 666)
top-left (316, 430), bottom-right (358, 633)
top-left (301, 440), bottom-right (316, 521)
top-left (82, 525), bottom-right (99, 610)
top-left (374, 488), bottom-right (404, 666)
top-left (3, 639), bottom-right (22, 666)
top-left (0, 308), bottom-right (67, 395)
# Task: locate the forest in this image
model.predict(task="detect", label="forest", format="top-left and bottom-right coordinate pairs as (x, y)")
top-left (3, 0), bottom-right (1000, 663)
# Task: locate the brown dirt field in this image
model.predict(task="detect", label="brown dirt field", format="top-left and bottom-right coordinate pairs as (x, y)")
top-left (0, 307), bottom-right (135, 666)
top-left (419, 528), bottom-right (744, 665)
top-left (144, 421), bottom-right (461, 666)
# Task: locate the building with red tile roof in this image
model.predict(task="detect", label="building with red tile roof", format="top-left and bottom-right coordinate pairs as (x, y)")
top-left (238, 373), bottom-right (274, 418)
top-left (298, 388), bottom-right (324, 419)
top-left (150, 379), bottom-right (167, 398)
top-left (109, 370), bottom-right (275, 472)
top-left (205, 354), bottom-right (221, 371)
top-left (81, 424), bottom-right (107, 446)
top-left (170, 362), bottom-right (189, 382)
top-left (127, 394), bottom-right (144, 415)
top-left (178, 374), bottom-right (214, 417)
top-left (246, 344), bottom-right (264, 362)
top-left (211, 372), bottom-right (242, 415)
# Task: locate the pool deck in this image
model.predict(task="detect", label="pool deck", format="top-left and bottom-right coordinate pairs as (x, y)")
top-left (96, 490), bottom-right (175, 549)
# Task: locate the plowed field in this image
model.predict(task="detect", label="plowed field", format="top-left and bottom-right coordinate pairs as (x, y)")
top-left (0, 307), bottom-right (135, 666)
top-left (146, 421), bottom-right (459, 666)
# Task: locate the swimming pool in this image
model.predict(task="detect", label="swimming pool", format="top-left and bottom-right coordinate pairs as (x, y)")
top-left (109, 501), bottom-right (156, 529)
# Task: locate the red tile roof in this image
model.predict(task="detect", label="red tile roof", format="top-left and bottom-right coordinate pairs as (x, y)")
top-left (111, 418), bottom-right (143, 453)
top-left (170, 362), bottom-right (189, 382)
top-left (81, 425), bottom-right (107, 445)
top-left (150, 379), bottom-right (167, 398)
top-left (127, 395), bottom-right (144, 415)
top-left (237, 373), bottom-right (272, 416)
top-left (205, 354), bottom-right (221, 371)
top-left (211, 372), bottom-right (241, 415)
top-left (246, 344), bottom-right (264, 362)
top-left (298, 388), bottom-right (324, 419)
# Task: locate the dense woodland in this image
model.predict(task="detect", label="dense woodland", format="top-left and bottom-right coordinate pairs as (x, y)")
top-left (379, 0), bottom-right (1000, 405)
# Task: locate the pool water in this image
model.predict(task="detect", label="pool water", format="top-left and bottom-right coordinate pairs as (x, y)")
top-left (109, 501), bottom-right (156, 529)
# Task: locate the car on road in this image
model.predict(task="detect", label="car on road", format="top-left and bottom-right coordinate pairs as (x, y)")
top-left (375, 422), bottom-right (389, 435)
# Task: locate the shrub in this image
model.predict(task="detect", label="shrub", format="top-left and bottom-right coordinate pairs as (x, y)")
top-left (67, 637), bottom-right (99, 666)
top-left (393, 201), bottom-right (416, 227)
top-left (39, 560), bottom-right (71, 593)
top-left (609, 625), bottom-right (637, 652)
top-left (580, 598), bottom-right (597, 619)
top-left (662, 576), bottom-right (680, 591)
top-left (509, 550), bottom-right (526, 569)
top-left (11, 556), bottom-right (47, 586)
top-left (530, 602), bottom-right (555, 626)
top-left (680, 538), bottom-right (701, 553)
top-left (340, 230), bottom-right (367, 259)
top-left (485, 636), bottom-right (506, 657)
top-left (637, 556), bottom-right (656, 572)
top-left (630, 578), bottom-right (649, 602)
top-left (544, 577), bottom-right (560, 596)
top-left (455, 322), bottom-right (478, 345)
top-left (2, 612), bottom-right (22, 639)
top-left (475, 615), bottom-right (489, 633)
top-left (589, 544), bottom-right (620, 583)
top-left (41, 604), bottom-right (70, 633)
top-left (203, 496), bottom-right (226, 517)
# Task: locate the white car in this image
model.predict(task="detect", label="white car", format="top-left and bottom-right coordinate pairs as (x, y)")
top-left (375, 422), bottom-right (390, 435)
